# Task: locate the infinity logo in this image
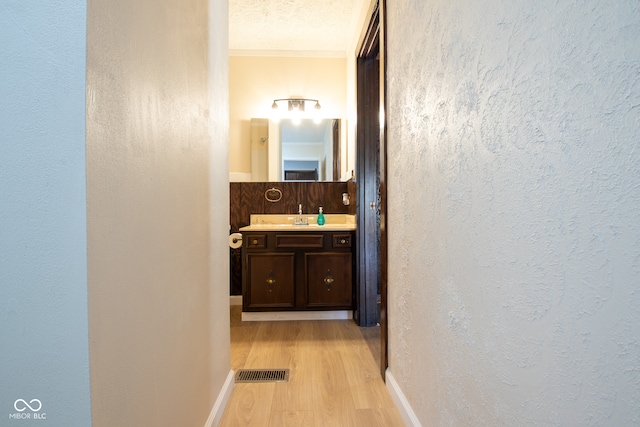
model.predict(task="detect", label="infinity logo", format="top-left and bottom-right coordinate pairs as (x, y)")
top-left (14, 399), bottom-right (42, 412)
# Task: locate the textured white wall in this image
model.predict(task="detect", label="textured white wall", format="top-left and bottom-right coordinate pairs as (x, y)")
top-left (86, 0), bottom-right (229, 425)
top-left (0, 2), bottom-right (92, 424)
top-left (208, 0), bottom-right (233, 418)
top-left (386, 0), bottom-right (640, 425)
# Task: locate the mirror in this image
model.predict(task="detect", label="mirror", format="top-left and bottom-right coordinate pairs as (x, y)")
top-left (249, 118), bottom-right (343, 182)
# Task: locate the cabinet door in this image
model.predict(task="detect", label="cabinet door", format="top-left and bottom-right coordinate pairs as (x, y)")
top-left (305, 253), bottom-right (353, 308)
top-left (245, 253), bottom-right (295, 309)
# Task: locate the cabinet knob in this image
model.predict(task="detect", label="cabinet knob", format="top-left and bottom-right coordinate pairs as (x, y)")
top-left (340, 239), bottom-right (347, 244)
top-left (252, 239), bottom-right (258, 245)
top-left (266, 271), bottom-right (276, 292)
top-left (323, 270), bottom-right (334, 291)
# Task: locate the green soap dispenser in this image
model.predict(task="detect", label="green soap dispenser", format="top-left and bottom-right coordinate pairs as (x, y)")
top-left (317, 207), bottom-right (325, 226)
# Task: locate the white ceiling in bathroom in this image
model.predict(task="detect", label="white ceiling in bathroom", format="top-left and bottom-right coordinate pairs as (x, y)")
top-left (229, 0), bottom-right (367, 55)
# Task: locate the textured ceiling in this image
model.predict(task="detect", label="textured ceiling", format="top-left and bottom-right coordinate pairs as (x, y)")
top-left (229, 0), bottom-right (366, 55)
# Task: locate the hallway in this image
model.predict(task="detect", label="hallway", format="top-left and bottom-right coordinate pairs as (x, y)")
top-left (219, 307), bottom-right (403, 426)
top-left (4, 1), bottom-right (640, 425)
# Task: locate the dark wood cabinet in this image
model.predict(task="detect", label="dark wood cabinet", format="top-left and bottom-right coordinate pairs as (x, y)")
top-left (242, 231), bottom-right (355, 312)
top-left (245, 253), bottom-right (295, 309)
top-left (305, 253), bottom-right (352, 308)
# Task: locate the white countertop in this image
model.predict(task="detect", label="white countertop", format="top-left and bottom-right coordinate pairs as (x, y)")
top-left (239, 214), bottom-right (356, 232)
top-left (239, 223), bottom-right (356, 232)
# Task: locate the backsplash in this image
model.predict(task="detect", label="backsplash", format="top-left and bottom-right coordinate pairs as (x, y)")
top-left (229, 181), bottom-right (356, 295)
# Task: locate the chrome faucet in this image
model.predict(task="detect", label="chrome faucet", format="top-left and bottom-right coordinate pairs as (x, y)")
top-left (294, 203), bottom-right (308, 225)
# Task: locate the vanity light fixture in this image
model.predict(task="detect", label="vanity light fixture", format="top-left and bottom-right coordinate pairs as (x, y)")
top-left (271, 98), bottom-right (321, 112)
top-left (271, 98), bottom-right (322, 124)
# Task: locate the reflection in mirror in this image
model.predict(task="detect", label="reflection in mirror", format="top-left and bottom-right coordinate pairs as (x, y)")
top-left (281, 118), bottom-right (339, 181)
top-left (249, 118), bottom-right (342, 182)
top-left (250, 118), bottom-right (269, 181)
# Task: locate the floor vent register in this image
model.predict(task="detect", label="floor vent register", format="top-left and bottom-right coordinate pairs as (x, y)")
top-left (235, 369), bottom-right (290, 383)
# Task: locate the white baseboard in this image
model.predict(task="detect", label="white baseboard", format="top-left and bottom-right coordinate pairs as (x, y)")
top-left (229, 295), bottom-right (242, 306)
top-left (204, 369), bottom-right (235, 427)
top-left (385, 368), bottom-right (422, 427)
top-left (241, 310), bottom-right (352, 321)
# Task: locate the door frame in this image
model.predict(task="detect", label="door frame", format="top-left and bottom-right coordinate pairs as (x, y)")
top-left (355, 0), bottom-right (388, 378)
top-left (378, 0), bottom-right (388, 381)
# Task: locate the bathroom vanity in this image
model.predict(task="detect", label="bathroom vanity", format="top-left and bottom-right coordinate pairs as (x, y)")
top-left (239, 214), bottom-right (356, 317)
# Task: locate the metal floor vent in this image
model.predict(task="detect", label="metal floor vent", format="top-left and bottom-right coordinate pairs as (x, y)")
top-left (235, 369), bottom-right (290, 383)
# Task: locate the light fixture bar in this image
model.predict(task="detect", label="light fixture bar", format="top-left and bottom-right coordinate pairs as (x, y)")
top-left (271, 98), bottom-right (321, 111)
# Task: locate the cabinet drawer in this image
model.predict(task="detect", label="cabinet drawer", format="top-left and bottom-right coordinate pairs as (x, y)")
top-left (275, 234), bottom-right (323, 248)
top-left (246, 234), bottom-right (266, 249)
top-left (332, 234), bottom-right (352, 248)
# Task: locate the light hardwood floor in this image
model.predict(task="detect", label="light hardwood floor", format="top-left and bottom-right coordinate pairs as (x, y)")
top-left (219, 307), bottom-right (404, 426)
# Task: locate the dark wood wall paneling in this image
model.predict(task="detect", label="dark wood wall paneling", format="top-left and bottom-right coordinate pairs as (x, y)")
top-left (229, 181), bottom-right (356, 295)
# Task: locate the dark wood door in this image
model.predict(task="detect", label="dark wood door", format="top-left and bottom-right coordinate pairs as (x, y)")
top-left (244, 253), bottom-right (295, 309)
top-left (305, 252), bottom-right (353, 308)
top-left (356, 3), bottom-right (381, 328)
top-left (357, 0), bottom-right (389, 378)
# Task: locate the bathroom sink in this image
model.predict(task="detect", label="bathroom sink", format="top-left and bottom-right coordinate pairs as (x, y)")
top-left (239, 214), bottom-right (356, 232)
